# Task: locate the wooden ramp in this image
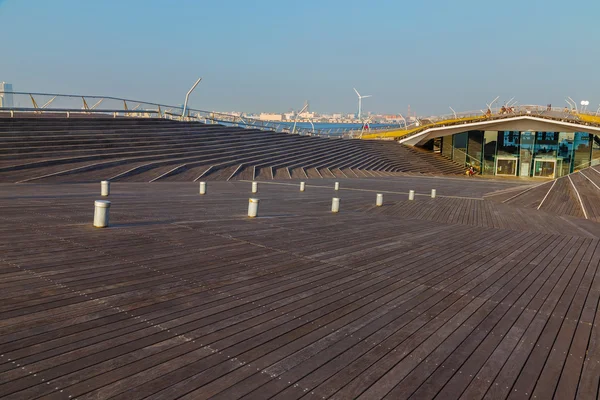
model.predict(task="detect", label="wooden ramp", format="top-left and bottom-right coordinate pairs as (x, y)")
top-left (0, 117), bottom-right (466, 184)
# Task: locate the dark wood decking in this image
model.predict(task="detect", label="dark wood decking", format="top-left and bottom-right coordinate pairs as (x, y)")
top-left (1, 176), bottom-right (599, 400)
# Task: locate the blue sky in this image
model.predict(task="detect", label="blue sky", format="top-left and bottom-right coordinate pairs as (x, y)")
top-left (1, 0), bottom-right (599, 115)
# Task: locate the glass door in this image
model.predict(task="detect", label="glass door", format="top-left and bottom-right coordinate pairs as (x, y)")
top-left (520, 132), bottom-right (535, 177)
top-left (533, 159), bottom-right (556, 178)
top-left (496, 158), bottom-right (518, 176)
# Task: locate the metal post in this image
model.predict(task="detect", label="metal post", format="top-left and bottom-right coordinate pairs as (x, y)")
top-left (431, 189), bottom-right (436, 198)
top-left (199, 181), bottom-right (206, 195)
top-left (292, 103), bottom-right (309, 134)
top-left (41, 96), bottom-right (58, 109)
top-left (300, 182), bottom-right (305, 192)
top-left (248, 198), bottom-right (259, 218)
top-left (331, 197), bottom-right (340, 213)
top-left (486, 96), bottom-right (500, 113)
top-left (252, 181), bottom-right (258, 194)
top-left (409, 190), bottom-right (415, 200)
top-left (568, 96), bottom-right (578, 113)
top-left (101, 180), bottom-right (110, 196)
top-left (376, 193), bottom-right (383, 206)
top-left (93, 200), bottom-right (111, 228)
top-left (449, 107), bottom-right (457, 119)
top-left (182, 77), bottom-right (202, 119)
top-left (399, 113), bottom-right (408, 130)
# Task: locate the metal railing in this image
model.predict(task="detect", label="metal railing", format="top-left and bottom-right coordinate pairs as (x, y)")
top-left (4, 91), bottom-right (600, 142)
top-left (0, 91), bottom-right (399, 140)
top-left (449, 147), bottom-right (483, 170)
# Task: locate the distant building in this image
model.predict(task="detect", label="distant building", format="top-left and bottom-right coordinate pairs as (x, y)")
top-left (0, 82), bottom-right (14, 108)
top-left (383, 114), bottom-right (402, 122)
top-left (259, 113), bottom-right (283, 121)
top-left (298, 112), bottom-right (315, 119)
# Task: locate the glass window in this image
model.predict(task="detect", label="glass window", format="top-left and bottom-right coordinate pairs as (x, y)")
top-left (591, 134), bottom-right (600, 166)
top-left (557, 132), bottom-right (574, 177)
top-left (519, 132), bottom-right (535, 177)
top-left (467, 131), bottom-right (483, 173)
top-left (496, 159), bottom-right (518, 175)
top-left (573, 132), bottom-right (591, 171)
top-left (482, 131), bottom-right (497, 175)
top-left (533, 132), bottom-right (559, 159)
top-left (496, 131), bottom-right (519, 176)
top-left (531, 132), bottom-right (558, 178)
top-left (497, 131), bottom-right (520, 157)
top-left (533, 160), bottom-right (556, 178)
top-left (442, 135), bottom-right (453, 159)
top-left (453, 132), bottom-right (468, 167)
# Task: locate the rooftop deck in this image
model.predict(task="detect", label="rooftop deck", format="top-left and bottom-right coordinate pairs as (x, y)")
top-left (1, 176), bottom-right (600, 399)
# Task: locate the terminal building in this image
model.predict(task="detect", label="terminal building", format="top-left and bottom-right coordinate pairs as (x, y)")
top-left (391, 111), bottom-right (600, 178)
top-left (440, 130), bottom-right (600, 178)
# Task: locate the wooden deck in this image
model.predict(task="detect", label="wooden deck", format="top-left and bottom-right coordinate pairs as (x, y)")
top-left (1, 175), bottom-right (599, 399)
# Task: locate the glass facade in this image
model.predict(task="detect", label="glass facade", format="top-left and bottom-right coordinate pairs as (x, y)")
top-left (482, 131), bottom-right (497, 175)
top-left (452, 132), bottom-right (468, 167)
top-left (440, 130), bottom-right (599, 178)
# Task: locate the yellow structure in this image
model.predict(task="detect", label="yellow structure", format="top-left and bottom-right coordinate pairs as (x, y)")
top-left (362, 115), bottom-right (486, 140)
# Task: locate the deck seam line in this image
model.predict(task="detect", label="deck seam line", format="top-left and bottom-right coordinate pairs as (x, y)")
top-left (579, 171), bottom-right (600, 191)
top-left (568, 175), bottom-right (589, 219)
top-left (501, 180), bottom-right (552, 204)
top-left (537, 179), bottom-right (558, 210)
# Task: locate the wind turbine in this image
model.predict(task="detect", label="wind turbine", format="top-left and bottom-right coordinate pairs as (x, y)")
top-left (353, 88), bottom-right (372, 120)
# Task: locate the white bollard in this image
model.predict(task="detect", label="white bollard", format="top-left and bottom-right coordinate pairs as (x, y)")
top-left (409, 190), bottom-right (415, 201)
top-left (101, 180), bottom-right (110, 196)
top-left (252, 181), bottom-right (258, 194)
top-left (431, 189), bottom-right (436, 199)
top-left (331, 197), bottom-right (340, 213)
top-left (334, 182), bottom-right (340, 191)
top-left (199, 181), bottom-right (207, 195)
top-left (248, 198), bottom-right (259, 217)
top-left (93, 200), bottom-right (111, 228)
top-left (300, 182), bottom-right (306, 192)
top-left (376, 193), bottom-right (383, 206)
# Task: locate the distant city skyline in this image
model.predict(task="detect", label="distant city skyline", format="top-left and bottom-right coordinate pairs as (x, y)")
top-left (1, 0), bottom-right (600, 115)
